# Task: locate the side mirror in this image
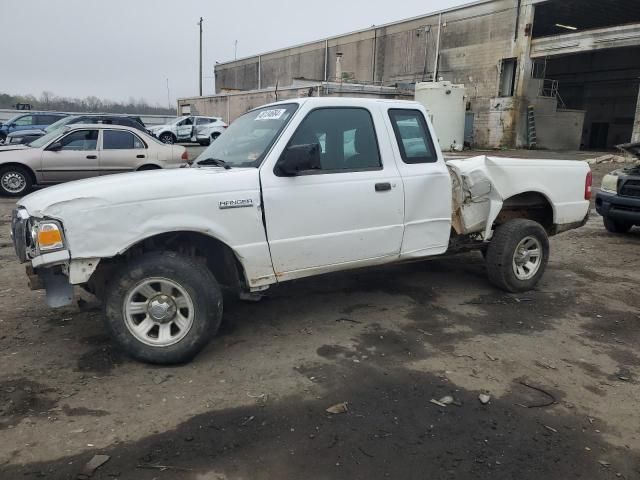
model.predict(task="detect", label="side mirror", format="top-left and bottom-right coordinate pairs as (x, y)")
top-left (48, 142), bottom-right (63, 152)
top-left (276, 143), bottom-right (321, 176)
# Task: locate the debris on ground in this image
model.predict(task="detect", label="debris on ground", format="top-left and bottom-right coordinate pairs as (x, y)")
top-left (585, 154), bottom-right (634, 165)
top-left (438, 395), bottom-right (455, 406)
top-left (152, 373), bottom-right (172, 385)
top-left (430, 398), bottom-right (448, 407)
top-left (484, 352), bottom-right (498, 362)
top-left (326, 402), bottom-right (348, 414)
top-left (79, 454), bottom-right (110, 478)
top-left (478, 394), bottom-right (491, 405)
top-left (517, 381), bottom-right (556, 408)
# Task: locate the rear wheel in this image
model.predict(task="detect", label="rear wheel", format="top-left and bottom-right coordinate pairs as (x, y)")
top-left (103, 252), bottom-right (223, 364)
top-left (159, 132), bottom-right (176, 144)
top-left (211, 132), bottom-right (221, 142)
top-left (0, 165), bottom-right (33, 197)
top-left (603, 217), bottom-right (632, 234)
top-left (485, 219), bottom-right (549, 293)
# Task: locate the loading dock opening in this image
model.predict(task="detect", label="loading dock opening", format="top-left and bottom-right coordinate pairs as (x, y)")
top-left (543, 47), bottom-right (640, 149)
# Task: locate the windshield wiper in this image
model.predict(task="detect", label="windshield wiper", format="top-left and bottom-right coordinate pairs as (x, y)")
top-left (197, 158), bottom-right (232, 169)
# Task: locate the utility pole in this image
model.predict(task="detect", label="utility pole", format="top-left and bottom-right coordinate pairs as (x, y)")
top-left (166, 78), bottom-right (171, 110)
top-left (198, 17), bottom-right (203, 96)
top-left (234, 40), bottom-right (238, 60)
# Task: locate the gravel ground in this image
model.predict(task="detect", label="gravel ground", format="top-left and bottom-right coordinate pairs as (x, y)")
top-left (0, 155), bottom-right (638, 479)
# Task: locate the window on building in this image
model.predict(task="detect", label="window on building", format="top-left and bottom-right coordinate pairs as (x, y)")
top-left (499, 58), bottom-right (517, 97)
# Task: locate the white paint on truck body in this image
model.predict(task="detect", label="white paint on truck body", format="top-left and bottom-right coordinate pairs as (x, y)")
top-left (15, 97), bottom-right (591, 292)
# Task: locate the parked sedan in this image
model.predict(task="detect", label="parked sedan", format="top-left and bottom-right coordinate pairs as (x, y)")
top-left (0, 112), bottom-right (68, 144)
top-left (5, 114), bottom-right (147, 145)
top-left (0, 124), bottom-right (188, 196)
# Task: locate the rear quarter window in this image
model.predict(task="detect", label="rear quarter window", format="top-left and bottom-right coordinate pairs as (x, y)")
top-left (388, 109), bottom-right (438, 164)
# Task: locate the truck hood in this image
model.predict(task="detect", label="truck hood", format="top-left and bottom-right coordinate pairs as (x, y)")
top-left (19, 166), bottom-right (265, 261)
top-left (19, 167), bottom-right (253, 218)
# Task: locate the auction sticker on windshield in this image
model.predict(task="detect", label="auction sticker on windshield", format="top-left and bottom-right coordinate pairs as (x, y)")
top-left (255, 109), bottom-right (287, 121)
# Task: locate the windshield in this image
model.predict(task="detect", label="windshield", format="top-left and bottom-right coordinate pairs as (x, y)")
top-left (28, 127), bottom-right (66, 148)
top-left (44, 116), bottom-right (77, 132)
top-left (195, 103), bottom-right (298, 169)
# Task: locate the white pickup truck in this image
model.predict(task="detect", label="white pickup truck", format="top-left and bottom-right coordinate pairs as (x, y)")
top-left (10, 98), bottom-right (592, 364)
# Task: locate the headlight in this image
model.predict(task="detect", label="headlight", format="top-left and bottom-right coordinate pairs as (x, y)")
top-left (601, 174), bottom-right (619, 194)
top-left (31, 220), bottom-right (65, 253)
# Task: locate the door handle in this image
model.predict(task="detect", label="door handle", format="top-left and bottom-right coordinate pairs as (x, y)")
top-left (86, 155), bottom-right (97, 159)
top-left (136, 154), bottom-right (146, 159)
top-left (375, 182), bottom-right (392, 192)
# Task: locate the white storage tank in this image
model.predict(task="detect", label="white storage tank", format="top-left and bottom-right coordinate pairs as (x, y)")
top-left (415, 81), bottom-right (466, 152)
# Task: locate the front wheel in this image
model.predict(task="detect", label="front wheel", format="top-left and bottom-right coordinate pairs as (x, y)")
top-left (159, 132), bottom-right (175, 144)
top-left (103, 252), bottom-right (223, 364)
top-left (0, 165), bottom-right (33, 197)
top-left (603, 217), bottom-right (632, 234)
top-left (485, 219), bottom-right (549, 293)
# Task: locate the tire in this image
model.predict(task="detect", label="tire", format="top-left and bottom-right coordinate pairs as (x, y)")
top-left (603, 217), bottom-right (632, 234)
top-left (159, 132), bottom-right (176, 144)
top-left (198, 140), bottom-right (209, 146)
top-left (211, 132), bottom-right (221, 142)
top-left (485, 219), bottom-right (549, 293)
top-left (103, 251), bottom-right (223, 364)
top-left (0, 165), bottom-right (33, 197)
top-left (0, 133), bottom-right (6, 145)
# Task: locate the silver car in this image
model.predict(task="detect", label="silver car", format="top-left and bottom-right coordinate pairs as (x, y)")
top-left (0, 124), bottom-right (189, 196)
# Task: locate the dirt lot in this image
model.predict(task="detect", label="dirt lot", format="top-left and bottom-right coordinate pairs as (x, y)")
top-left (0, 157), bottom-right (638, 480)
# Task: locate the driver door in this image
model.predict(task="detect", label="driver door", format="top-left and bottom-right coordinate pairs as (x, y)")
top-left (260, 106), bottom-right (405, 280)
top-left (40, 129), bottom-right (100, 183)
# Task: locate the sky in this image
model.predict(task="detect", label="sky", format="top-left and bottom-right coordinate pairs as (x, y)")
top-left (0, 0), bottom-right (469, 106)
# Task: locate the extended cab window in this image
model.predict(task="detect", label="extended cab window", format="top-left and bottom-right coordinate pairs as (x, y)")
top-left (388, 109), bottom-right (437, 164)
top-left (58, 130), bottom-right (98, 151)
top-left (285, 108), bottom-right (381, 173)
top-left (103, 130), bottom-right (144, 150)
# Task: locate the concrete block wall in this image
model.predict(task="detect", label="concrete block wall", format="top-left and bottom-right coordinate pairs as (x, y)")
top-left (213, 0), bottom-right (524, 148)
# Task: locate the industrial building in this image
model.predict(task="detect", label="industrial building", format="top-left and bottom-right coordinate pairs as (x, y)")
top-left (179, 0), bottom-right (640, 150)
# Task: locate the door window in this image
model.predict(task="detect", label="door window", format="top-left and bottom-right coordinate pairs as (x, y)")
top-left (36, 115), bottom-right (62, 125)
top-left (283, 108), bottom-right (381, 173)
top-left (196, 117), bottom-right (214, 125)
top-left (57, 130), bottom-right (99, 151)
top-left (103, 130), bottom-right (144, 149)
top-left (13, 115), bottom-right (35, 127)
top-left (178, 117), bottom-right (193, 126)
top-left (388, 110), bottom-right (437, 164)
